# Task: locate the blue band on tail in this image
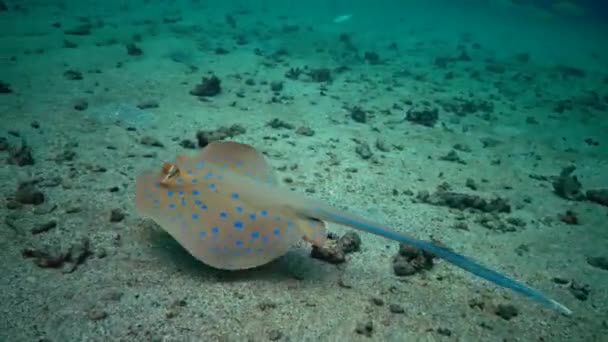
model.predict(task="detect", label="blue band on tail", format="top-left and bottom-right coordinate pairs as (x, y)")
top-left (318, 208), bottom-right (571, 315)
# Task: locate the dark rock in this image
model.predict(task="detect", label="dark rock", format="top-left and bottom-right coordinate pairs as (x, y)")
top-left (417, 190), bottom-right (511, 213)
top-left (388, 303), bottom-right (405, 314)
top-left (406, 104), bottom-right (439, 127)
top-left (0, 1), bottom-right (7, 11)
top-left (338, 231), bottom-right (361, 254)
top-left (64, 24), bottom-right (92, 36)
top-left (553, 166), bottom-right (585, 201)
top-left (179, 139), bottom-right (196, 149)
top-left (63, 39), bottom-right (78, 48)
top-left (15, 183), bottom-right (44, 205)
top-left (586, 189), bottom-right (608, 207)
top-left (267, 118), bottom-right (294, 130)
top-left (439, 150), bottom-right (466, 164)
top-left (270, 81), bottom-right (283, 92)
top-left (64, 70), bottom-right (83, 80)
top-left (31, 220), bottom-right (57, 235)
top-left (364, 51), bottom-right (380, 64)
top-left (0, 136), bottom-right (8, 151)
top-left (569, 281), bottom-right (590, 301)
top-left (195, 124), bottom-right (246, 148)
top-left (354, 320), bottom-right (374, 337)
top-left (308, 68), bottom-right (331, 82)
top-left (587, 256), bottom-right (608, 271)
top-left (137, 100), bottom-right (159, 109)
top-left (295, 126), bottom-right (315, 136)
top-left (355, 142), bottom-right (373, 160)
top-left (0, 80), bottom-right (12, 93)
top-left (494, 303), bottom-right (518, 320)
top-left (350, 107), bottom-right (367, 123)
top-left (126, 43), bottom-right (143, 56)
top-left (558, 210), bottom-right (578, 225)
top-left (439, 97), bottom-right (494, 116)
top-left (190, 75), bottom-right (221, 97)
top-left (7, 139), bottom-right (34, 166)
top-left (110, 209), bottom-right (125, 222)
top-left (310, 241), bottom-right (345, 264)
top-left (393, 244), bottom-right (435, 276)
top-left (73, 98), bottom-right (88, 111)
top-left (555, 65), bottom-right (586, 79)
top-left (285, 67), bottom-right (302, 80)
top-left (140, 136), bottom-right (164, 148)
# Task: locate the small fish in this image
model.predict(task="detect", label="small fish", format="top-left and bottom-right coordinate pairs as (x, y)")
top-left (332, 14), bottom-right (353, 24)
top-left (136, 141), bottom-right (571, 315)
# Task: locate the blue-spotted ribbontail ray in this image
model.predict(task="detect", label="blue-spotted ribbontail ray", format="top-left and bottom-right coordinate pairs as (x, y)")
top-left (135, 141), bottom-right (571, 315)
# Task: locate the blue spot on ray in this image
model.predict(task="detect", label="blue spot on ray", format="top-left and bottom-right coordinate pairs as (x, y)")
top-left (249, 213), bottom-right (256, 220)
top-left (236, 206), bottom-right (243, 213)
top-left (261, 210), bottom-right (268, 217)
top-left (230, 192), bottom-right (239, 199)
top-left (199, 230), bottom-right (206, 237)
top-left (192, 190), bottom-right (200, 196)
top-left (169, 203), bottom-right (176, 209)
top-left (251, 231), bottom-right (259, 239)
top-left (192, 213), bottom-right (199, 220)
top-left (219, 212), bottom-right (228, 219)
top-left (212, 226), bottom-right (219, 234)
top-left (273, 228), bottom-right (281, 236)
top-left (167, 191), bottom-right (174, 197)
top-left (235, 240), bottom-right (243, 247)
top-left (233, 220), bottom-right (243, 229)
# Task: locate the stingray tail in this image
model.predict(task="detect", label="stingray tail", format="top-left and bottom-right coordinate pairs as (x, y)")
top-left (311, 207), bottom-right (571, 315)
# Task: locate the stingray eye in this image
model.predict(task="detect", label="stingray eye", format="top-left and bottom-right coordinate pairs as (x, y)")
top-left (160, 162), bottom-right (181, 185)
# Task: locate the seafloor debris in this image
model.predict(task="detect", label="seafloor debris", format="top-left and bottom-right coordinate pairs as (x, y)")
top-left (7, 138), bottom-right (34, 166)
top-left (310, 231), bottom-right (361, 264)
top-left (558, 210), bottom-right (578, 225)
top-left (416, 190), bottom-right (511, 213)
top-left (349, 106), bottom-right (367, 123)
top-left (308, 68), bottom-right (331, 82)
top-left (126, 42), bottom-right (143, 56)
top-left (406, 103), bottom-right (439, 127)
top-left (586, 189), bottom-right (608, 207)
top-left (22, 237), bottom-right (92, 273)
top-left (0, 80), bottom-right (12, 93)
top-left (569, 281), bottom-right (590, 301)
top-left (195, 124), bottom-right (246, 148)
top-left (392, 243), bottom-right (436, 276)
top-left (14, 181), bottom-right (45, 205)
top-left (587, 256), bottom-right (608, 271)
top-left (552, 166), bottom-right (585, 201)
top-left (190, 75), bottom-right (221, 97)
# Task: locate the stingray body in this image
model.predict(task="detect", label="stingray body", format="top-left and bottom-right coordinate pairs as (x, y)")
top-left (136, 141), bottom-right (570, 315)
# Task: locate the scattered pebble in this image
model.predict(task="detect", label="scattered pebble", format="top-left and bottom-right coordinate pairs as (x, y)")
top-left (569, 281), bottom-right (590, 301)
top-left (553, 166), bottom-right (585, 201)
top-left (126, 42), bottom-right (143, 56)
top-left (406, 104), bottom-right (439, 127)
top-left (14, 182), bottom-right (45, 205)
top-left (110, 208), bottom-right (125, 222)
top-left (196, 125), bottom-right (246, 148)
top-left (190, 75), bottom-right (221, 97)
top-left (393, 243), bottom-right (435, 276)
top-left (494, 303), bottom-right (518, 320)
top-left (267, 329), bottom-right (282, 341)
top-left (31, 220), bottom-right (57, 235)
top-left (587, 256), bottom-right (608, 271)
top-left (354, 320), bottom-right (374, 337)
top-left (388, 303), bottom-right (405, 314)
top-left (7, 139), bottom-right (34, 166)
top-left (586, 189), bottom-right (608, 207)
